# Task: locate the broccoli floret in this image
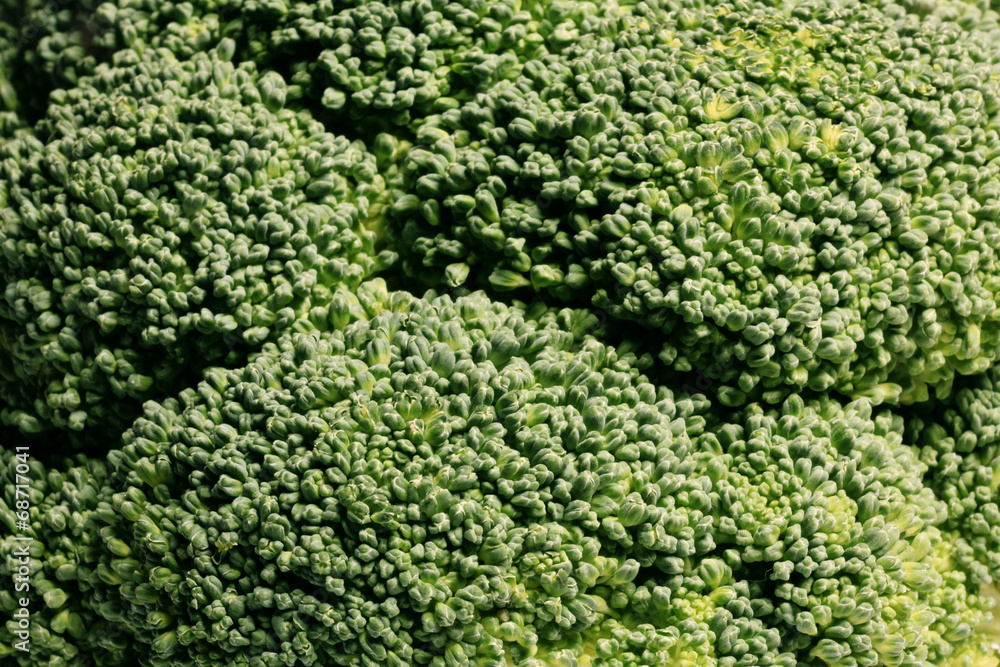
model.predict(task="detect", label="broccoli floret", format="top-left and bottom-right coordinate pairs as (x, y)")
top-left (98, 287), bottom-right (708, 666)
top-left (0, 447), bottom-right (133, 666)
top-left (711, 397), bottom-right (995, 667)
top-left (2, 0), bottom-right (565, 128)
top-left (0, 0), bottom-right (288, 121)
top-left (0, 3), bottom-right (999, 667)
top-left (90, 288), bottom-right (994, 667)
top-left (0, 0), bottom-right (110, 118)
top-left (260, 0), bottom-right (621, 129)
top-left (383, 0), bottom-right (1000, 406)
top-left (0, 42), bottom-right (397, 448)
top-left (934, 542), bottom-right (1000, 667)
top-left (907, 366), bottom-right (1000, 586)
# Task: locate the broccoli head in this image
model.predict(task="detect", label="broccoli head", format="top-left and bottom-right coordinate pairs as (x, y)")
top-left (92, 286), bottom-right (995, 667)
top-left (261, 0), bottom-right (624, 129)
top-left (385, 0), bottom-right (1000, 406)
top-left (0, 42), bottom-right (396, 448)
top-left (712, 396), bottom-right (996, 667)
top-left (2, 0), bottom-right (572, 129)
top-left (0, 447), bottom-right (133, 666)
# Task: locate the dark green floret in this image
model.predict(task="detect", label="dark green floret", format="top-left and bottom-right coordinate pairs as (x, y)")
top-left (92, 288), bottom-right (996, 667)
top-left (386, 0), bottom-right (1000, 406)
top-left (0, 0), bottom-right (286, 121)
top-left (0, 1), bottom-right (998, 666)
top-left (265, 0), bottom-right (619, 128)
top-left (0, 42), bottom-right (396, 447)
top-left (0, 448), bottom-right (133, 666)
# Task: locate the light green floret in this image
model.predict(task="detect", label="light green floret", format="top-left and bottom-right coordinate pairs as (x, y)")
top-left (0, 448), bottom-right (133, 666)
top-left (0, 41), bottom-right (398, 449)
top-left (907, 365), bottom-right (1000, 586)
top-left (931, 542), bottom-right (1000, 667)
top-left (711, 397), bottom-right (998, 667)
top-left (387, 0), bottom-right (1000, 406)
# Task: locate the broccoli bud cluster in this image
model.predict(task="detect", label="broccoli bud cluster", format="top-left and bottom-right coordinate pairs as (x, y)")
top-left (386, 0), bottom-right (1000, 406)
top-left (267, 0), bottom-right (619, 128)
top-left (0, 449), bottom-right (132, 665)
top-left (907, 367), bottom-right (1000, 586)
top-left (0, 43), bottom-right (396, 446)
top-left (715, 397), bottom-right (994, 667)
top-left (93, 288), bottom-right (993, 667)
top-left (0, 0), bottom-right (999, 665)
top-left (0, 0), bottom-right (293, 121)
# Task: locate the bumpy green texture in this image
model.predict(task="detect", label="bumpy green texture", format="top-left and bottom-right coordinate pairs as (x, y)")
top-left (91, 289), bottom-right (996, 667)
top-left (0, 448), bottom-right (133, 666)
top-left (387, 0), bottom-right (1000, 406)
top-left (0, 0), bottom-right (547, 128)
top-left (719, 398), bottom-right (996, 667)
top-left (1, 0), bottom-right (559, 127)
top-left (0, 43), bottom-right (395, 447)
top-left (907, 366), bottom-right (1000, 585)
top-left (0, 0), bottom-right (287, 120)
top-left (261, 0), bottom-right (609, 128)
top-left (0, 0), bottom-right (108, 118)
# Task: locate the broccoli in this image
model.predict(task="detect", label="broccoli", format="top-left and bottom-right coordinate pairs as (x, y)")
top-left (0, 446), bottom-right (133, 666)
top-left (720, 397), bottom-right (995, 667)
top-left (1, 0), bottom-right (653, 134)
top-left (263, 0), bottom-right (607, 129)
top-left (0, 0), bottom-right (288, 122)
top-left (89, 287), bottom-right (996, 667)
top-left (383, 0), bottom-right (1000, 407)
top-left (0, 42), bottom-right (397, 447)
top-left (906, 365), bottom-right (1000, 586)
top-left (0, 0), bottom-right (999, 666)
top-left (0, 0), bottom-right (108, 119)
top-left (0, 0), bottom-right (561, 131)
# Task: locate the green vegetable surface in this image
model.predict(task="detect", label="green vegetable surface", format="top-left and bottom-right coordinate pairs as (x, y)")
top-left (0, 43), bottom-right (395, 447)
top-left (0, 0), bottom-right (997, 666)
top-left (907, 365), bottom-right (1000, 585)
top-left (386, 0), bottom-right (1000, 406)
top-left (0, 448), bottom-right (133, 666)
top-left (95, 289), bottom-right (996, 667)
